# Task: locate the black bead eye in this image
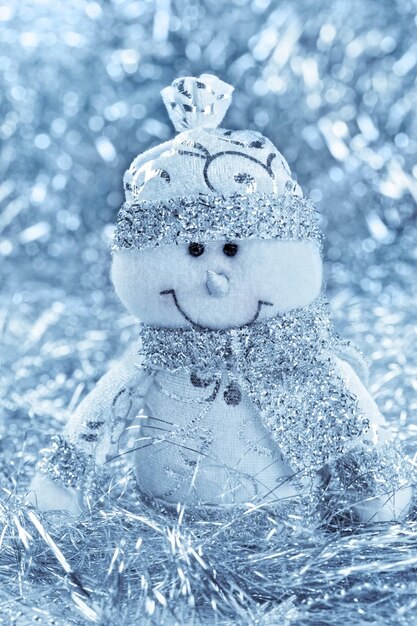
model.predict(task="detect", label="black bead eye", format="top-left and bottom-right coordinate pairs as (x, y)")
top-left (223, 242), bottom-right (239, 257)
top-left (188, 242), bottom-right (205, 257)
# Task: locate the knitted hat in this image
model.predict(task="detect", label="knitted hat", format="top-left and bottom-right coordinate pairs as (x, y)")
top-left (113, 74), bottom-right (320, 250)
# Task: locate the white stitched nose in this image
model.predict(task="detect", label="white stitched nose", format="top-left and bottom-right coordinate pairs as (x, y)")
top-left (206, 270), bottom-right (230, 297)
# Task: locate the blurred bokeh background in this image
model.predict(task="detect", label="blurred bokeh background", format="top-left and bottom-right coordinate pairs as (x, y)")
top-left (2, 0), bottom-right (417, 288)
top-left (0, 1), bottom-right (417, 624)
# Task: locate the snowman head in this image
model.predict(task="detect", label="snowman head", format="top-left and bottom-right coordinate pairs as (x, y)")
top-left (111, 75), bottom-right (323, 330)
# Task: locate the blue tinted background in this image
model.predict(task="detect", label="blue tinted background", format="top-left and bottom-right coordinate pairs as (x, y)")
top-left (0, 2), bottom-right (417, 624)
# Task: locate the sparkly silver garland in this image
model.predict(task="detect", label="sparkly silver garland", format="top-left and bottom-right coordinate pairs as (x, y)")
top-left (113, 192), bottom-right (322, 250)
top-left (37, 435), bottom-right (94, 489)
top-left (139, 298), bottom-right (332, 374)
top-left (328, 443), bottom-right (412, 497)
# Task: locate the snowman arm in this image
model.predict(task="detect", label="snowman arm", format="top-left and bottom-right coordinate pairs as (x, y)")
top-left (65, 350), bottom-right (151, 464)
top-left (333, 355), bottom-right (410, 482)
top-left (331, 355), bottom-right (412, 521)
top-left (37, 349), bottom-right (152, 489)
top-left (333, 355), bottom-right (387, 443)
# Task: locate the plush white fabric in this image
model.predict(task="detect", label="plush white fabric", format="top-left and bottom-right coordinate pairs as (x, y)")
top-left (123, 127), bottom-right (302, 204)
top-left (27, 472), bottom-right (83, 516)
top-left (111, 239), bottom-right (323, 330)
top-left (125, 75), bottom-right (302, 203)
top-left (160, 74), bottom-right (234, 132)
top-left (133, 368), bottom-right (297, 506)
top-left (63, 348), bottom-right (151, 464)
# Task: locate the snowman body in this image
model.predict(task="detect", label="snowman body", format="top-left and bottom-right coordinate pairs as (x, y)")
top-left (30, 75), bottom-right (413, 521)
top-left (42, 331), bottom-right (409, 521)
top-left (134, 368), bottom-right (294, 506)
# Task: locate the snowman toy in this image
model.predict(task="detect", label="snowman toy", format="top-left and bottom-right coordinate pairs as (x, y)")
top-left (30, 75), bottom-right (412, 521)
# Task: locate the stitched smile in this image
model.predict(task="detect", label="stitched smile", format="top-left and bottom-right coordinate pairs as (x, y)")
top-left (160, 289), bottom-right (273, 330)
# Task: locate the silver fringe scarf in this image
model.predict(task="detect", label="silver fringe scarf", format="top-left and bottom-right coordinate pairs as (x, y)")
top-left (139, 299), bottom-right (371, 475)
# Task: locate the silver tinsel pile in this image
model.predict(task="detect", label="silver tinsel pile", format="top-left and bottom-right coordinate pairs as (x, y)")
top-left (1, 1), bottom-right (417, 624)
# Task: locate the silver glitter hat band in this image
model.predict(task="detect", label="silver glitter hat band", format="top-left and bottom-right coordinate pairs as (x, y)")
top-left (112, 192), bottom-right (322, 250)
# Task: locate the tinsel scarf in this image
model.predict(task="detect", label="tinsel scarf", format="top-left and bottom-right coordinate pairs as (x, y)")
top-left (139, 299), bottom-right (370, 476)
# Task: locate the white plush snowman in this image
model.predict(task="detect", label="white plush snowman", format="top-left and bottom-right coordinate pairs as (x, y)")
top-left (30, 75), bottom-right (412, 522)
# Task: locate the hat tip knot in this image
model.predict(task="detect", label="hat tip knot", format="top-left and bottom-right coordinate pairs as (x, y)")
top-left (161, 74), bottom-right (234, 133)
